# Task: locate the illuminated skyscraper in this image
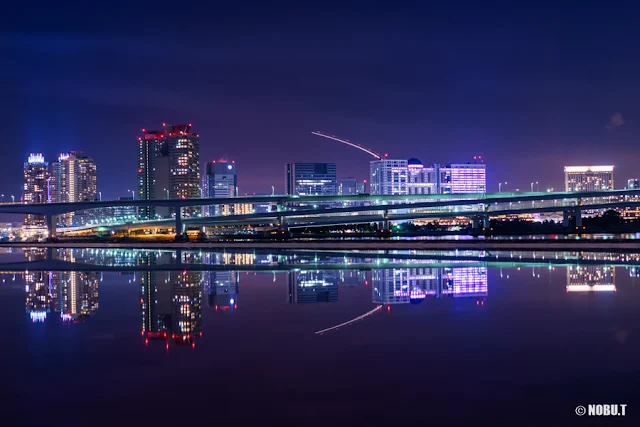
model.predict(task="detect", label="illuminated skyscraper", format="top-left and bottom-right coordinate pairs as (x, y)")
top-left (50, 151), bottom-right (98, 227)
top-left (137, 129), bottom-right (167, 219)
top-left (203, 160), bottom-right (237, 216)
top-left (22, 153), bottom-right (49, 227)
top-left (286, 163), bottom-right (337, 196)
top-left (137, 124), bottom-right (200, 219)
top-left (564, 166), bottom-right (614, 192)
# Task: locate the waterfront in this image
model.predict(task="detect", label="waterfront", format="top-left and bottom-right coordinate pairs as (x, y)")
top-left (1, 247), bottom-right (639, 425)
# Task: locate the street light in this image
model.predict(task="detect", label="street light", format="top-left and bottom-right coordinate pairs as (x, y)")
top-left (11, 195), bottom-right (14, 203)
top-left (128, 190), bottom-right (135, 200)
top-left (530, 181), bottom-right (539, 192)
top-left (499, 182), bottom-right (507, 192)
top-left (1, 194), bottom-right (3, 203)
top-left (99, 191), bottom-right (102, 201)
top-left (164, 188), bottom-right (169, 199)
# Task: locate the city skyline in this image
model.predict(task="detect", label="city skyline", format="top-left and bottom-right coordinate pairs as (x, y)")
top-left (3, 2), bottom-right (640, 200)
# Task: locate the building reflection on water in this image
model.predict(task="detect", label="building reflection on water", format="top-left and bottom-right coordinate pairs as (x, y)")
top-left (24, 248), bottom-right (49, 322)
top-left (140, 253), bottom-right (202, 348)
top-left (372, 267), bottom-right (488, 304)
top-left (566, 265), bottom-right (616, 292)
top-left (16, 247), bottom-right (633, 344)
top-left (24, 249), bottom-right (99, 322)
top-left (288, 271), bottom-right (340, 304)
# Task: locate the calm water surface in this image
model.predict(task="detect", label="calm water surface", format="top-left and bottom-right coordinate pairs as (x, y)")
top-left (1, 248), bottom-right (639, 426)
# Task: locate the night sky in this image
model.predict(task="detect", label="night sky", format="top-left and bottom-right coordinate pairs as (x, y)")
top-left (2, 1), bottom-right (640, 200)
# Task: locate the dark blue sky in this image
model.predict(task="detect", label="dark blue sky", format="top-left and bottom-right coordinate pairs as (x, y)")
top-left (2, 0), bottom-right (639, 199)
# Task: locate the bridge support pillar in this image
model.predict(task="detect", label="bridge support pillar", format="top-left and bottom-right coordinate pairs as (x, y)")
top-left (175, 207), bottom-right (184, 238)
top-left (46, 215), bottom-right (57, 239)
top-left (381, 209), bottom-right (390, 232)
top-left (277, 215), bottom-right (288, 231)
top-left (471, 217), bottom-right (481, 229)
top-left (483, 215), bottom-right (490, 229)
top-left (563, 210), bottom-right (570, 227)
top-left (575, 209), bottom-right (582, 227)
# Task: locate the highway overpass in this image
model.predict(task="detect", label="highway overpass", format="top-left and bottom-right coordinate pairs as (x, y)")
top-left (2, 189), bottom-right (639, 236)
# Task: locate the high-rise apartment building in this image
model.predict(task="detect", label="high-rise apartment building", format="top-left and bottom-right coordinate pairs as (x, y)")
top-left (50, 151), bottom-right (98, 227)
top-left (285, 163), bottom-right (337, 196)
top-left (564, 166), bottom-right (614, 192)
top-left (22, 153), bottom-right (49, 227)
top-left (137, 124), bottom-right (200, 219)
top-left (203, 160), bottom-right (237, 216)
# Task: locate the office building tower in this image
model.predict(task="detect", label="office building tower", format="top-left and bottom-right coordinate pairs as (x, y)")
top-left (623, 179), bottom-right (640, 219)
top-left (285, 163), bottom-right (337, 196)
top-left (50, 151), bottom-right (98, 227)
top-left (564, 166), bottom-right (614, 192)
top-left (137, 123), bottom-right (200, 219)
top-left (371, 158), bottom-right (486, 196)
top-left (439, 163), bottom-right (487, 194)
top-left (406, 159), bottom-right (438, 195)
top-left (337, 177), bottom-right (366, 195)
top-left (369, 159), bottom-right (408, 195)
top-left (137, 129), bottom-right (167, 219)
top-left (23, 153), bottom-right (49, 227)
top-left (203, 160), bottom-right (237, 216)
